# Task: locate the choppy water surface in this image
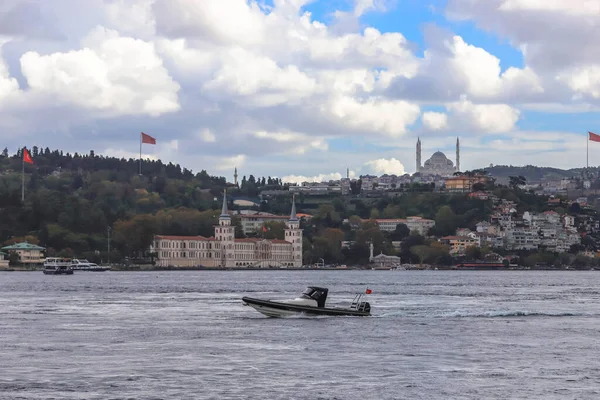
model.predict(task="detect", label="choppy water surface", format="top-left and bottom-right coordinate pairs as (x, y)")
top-left (2, 270), bottom-right (600, 399)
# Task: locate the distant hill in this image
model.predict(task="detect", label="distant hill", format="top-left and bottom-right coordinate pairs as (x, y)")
top-left (483, 165), bottom-right (596, 183)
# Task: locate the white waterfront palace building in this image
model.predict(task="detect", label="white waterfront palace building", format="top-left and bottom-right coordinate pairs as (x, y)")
top-left (151, 192), bottom-right (303, 268)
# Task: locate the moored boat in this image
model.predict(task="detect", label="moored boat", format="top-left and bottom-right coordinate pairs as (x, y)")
top-left (43, 257), bottom-right (74, 275)
top-left (70, 259), bottom-right (111, 271)
top-left (242, 286), bottom-right (372, 317)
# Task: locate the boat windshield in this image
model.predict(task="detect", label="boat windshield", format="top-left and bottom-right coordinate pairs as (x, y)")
top-left (301, 288), bottom-right (323, 301)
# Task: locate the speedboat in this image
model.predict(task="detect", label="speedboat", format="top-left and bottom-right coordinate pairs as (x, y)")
top-left (242, 286), bottom-right (371, 317)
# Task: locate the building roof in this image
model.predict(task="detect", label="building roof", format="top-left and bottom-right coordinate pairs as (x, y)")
top-left (154, 235), bottom-right (208, 241)
top-left (371, 253), bottom-right (400, 260)
top-left (220, 189), bottom-right (230, 220)
top-left (441, 235), bottom-right (475, 240)
top-left (290, 194), bottom-right (297, 221)
top-left (1, 242), bottom-right (45, 251)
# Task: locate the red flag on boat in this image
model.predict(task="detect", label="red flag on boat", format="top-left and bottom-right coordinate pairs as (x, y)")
top-left (23, 148), bottom-right (33, 164)
top-left (589, 132), bottom-right (600, 142)
top-left (141, 132), bottom-right (156, 145)
top-left (365, 288), bottom-right (372, 294)
top-left (262, 226), bottom-right (267, 233)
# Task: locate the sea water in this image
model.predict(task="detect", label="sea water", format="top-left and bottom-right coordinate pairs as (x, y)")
top-left (1, 270), bottom-right (600, 399)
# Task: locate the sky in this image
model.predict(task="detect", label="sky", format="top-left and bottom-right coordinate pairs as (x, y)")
top-left (1, 0), bottom-right (600, 183)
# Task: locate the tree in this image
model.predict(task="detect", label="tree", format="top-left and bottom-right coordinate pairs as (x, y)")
top-left (411, 245), bottom-right (431, 267)
top-left (350, 179), bottom-right (362, 195)
top-left (431, 206), bottom-right (458, 237)
top-left (113, 214), bottom-right (158, 257)
top-left (262, 221), bottom-right (286, 240)
top-left (232, 216), bottom-right (245, 239)
top-left (509, 175), bottom-right (526, 189)
top-left (389, 223), bottom-right (410, 241)
top-left (7, 251), bottom-right (20, 266)
top-left (465, 245), bottom-right (482, 261)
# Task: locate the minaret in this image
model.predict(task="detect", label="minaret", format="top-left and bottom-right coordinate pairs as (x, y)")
top-left (416, 137), bottom-right (422, 172)
top-left (284, 195), bottom-right (303, 267)
top-left (369, 242), bottom-right (374, 261)
top-left (216, 189), bottom-right (235, 267)
top-left (347, 168), bottom-right (349, 179)
top-left (456, 137), bottom-right (460, 172)
top-left (234, 167), bottom-right (238, 186)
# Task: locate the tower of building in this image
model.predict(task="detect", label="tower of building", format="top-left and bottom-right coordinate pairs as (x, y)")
top-left (456, 137), bottom-right (460, 172)
top-left (216, 189), bottom-right (235, 267)
top-left (284, 195), bottom-right (303, 267)
top-left (416, 137), bottom-right (422, 172)
top-left (234, 167), bottom-right (238, 186)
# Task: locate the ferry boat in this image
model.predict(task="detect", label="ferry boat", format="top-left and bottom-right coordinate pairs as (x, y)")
top-left (43, 257), bottom-right (74, 275)
top-left (242, 286), bottom-right (372, 317)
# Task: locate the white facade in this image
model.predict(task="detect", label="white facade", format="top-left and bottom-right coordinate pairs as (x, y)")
top-left (151, 193), bottom-right (303, 268)
top-left (373, 217), bottom-right (435, 235)
top-left (504, 227), bottom-right (540, 250)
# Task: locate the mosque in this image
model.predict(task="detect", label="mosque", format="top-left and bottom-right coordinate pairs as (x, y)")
top-left (416, 137), bottom-right (460, 177)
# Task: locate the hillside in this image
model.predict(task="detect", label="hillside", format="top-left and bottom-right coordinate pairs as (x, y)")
top-left (484, 165), bottom-right (596, 183)
top-left (0, 148), bottom-right (571, 267)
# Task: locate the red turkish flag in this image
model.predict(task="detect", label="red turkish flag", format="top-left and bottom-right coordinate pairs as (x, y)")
top-left (23, 148), bottom-right (33, 164)
top-left (589, 132), bottom-right (600, 142)
top-left (141, 132), bottom-right (156, 144)
top-left (365, 288), bottom-right (372, 294)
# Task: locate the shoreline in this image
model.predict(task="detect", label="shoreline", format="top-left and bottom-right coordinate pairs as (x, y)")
top-left (1, 266), bottom-right (597, 272)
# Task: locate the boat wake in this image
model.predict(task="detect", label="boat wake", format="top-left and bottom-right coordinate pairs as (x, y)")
top-left (375, 309), bottom-right (594, 318)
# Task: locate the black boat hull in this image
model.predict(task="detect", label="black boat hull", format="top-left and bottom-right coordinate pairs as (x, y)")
top-left (242, 297), bottom-right (370, 317)
top-left (43, 270), bottom-right (74, 275)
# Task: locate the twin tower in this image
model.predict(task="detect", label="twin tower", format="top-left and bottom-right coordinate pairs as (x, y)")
top-left (215, 191), bottom-right (303, 268)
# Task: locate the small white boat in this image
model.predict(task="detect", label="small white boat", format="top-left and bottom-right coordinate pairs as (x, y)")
top-left (242, 286), bottom-right (371, 318)
top-left (70, 259), bottom-right (111, 271)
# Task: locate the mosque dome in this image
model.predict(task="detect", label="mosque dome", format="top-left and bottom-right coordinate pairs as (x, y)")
top-left (423, 151), bottom-right (454, 169)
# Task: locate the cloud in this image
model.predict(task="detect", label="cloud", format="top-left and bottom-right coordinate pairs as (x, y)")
top-left (363, 158), bottom-right (406, 175)
top-left (446, 0), bottom-right (600, 103)
top-left (198, 128), bottom-right (216, 143)
top-left (422, 112), bottom-right (448, 131)
top-left (281, 172), bottom-right (347, 184)
top-left (0, 0), bottom-right (598, 181)
top-left (20, 26), bottom-right (180, 117)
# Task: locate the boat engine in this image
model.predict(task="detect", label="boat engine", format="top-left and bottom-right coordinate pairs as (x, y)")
top-left (356, 301), bottom-right (371, 313)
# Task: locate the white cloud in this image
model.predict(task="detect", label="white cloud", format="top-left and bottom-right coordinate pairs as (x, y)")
top-left (1, 0), bottom-right (599, 180)
top-left (282, 172), bottom-right (346, 184)
top-left (422, 112), bottom-right (448, 131)
top-left (20, 26), bottom-right (180, 117)
top-left (203, 47), bottom-right (318, 107)
top-left (363, 158), bottom-right (406, 175)
top-left (198, 129), bottom-right (217, 143)
top-left (215, 154), bottom-right (246, 171)
top-left (498, 0), bottom-right (600, 15)
top-left (446, 98), bottom-right (520, 134)
top-left (445, 0), bottom-right (600, 103)
top-left (557, 65), bottom-right (600, 99)
top-left (325, 95), bottom-right (421, 136)
top-left (153, 0), bottom-right (267, 46)
top-left (0, 42), bottom-right (19, 103)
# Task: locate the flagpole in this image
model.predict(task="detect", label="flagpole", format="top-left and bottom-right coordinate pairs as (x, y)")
top-left (139, 132), bottom-right (142, 175)
top-left (587, 133), bottom-right (589, 169)
top-left (21, 147), bottom-right (24, 203)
